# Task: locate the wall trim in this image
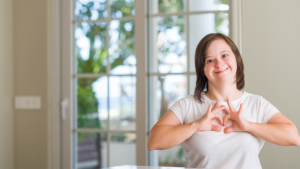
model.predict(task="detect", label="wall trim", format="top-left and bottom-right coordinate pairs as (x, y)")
top-left (230, 0), bottom-right (243, 54)
top-left (47, 0), bottom-right (61, 168)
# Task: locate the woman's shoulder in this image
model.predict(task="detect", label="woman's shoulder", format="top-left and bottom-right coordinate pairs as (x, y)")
top-left (173, 95), bottom-right (201, 105)
top-left (242, 91), bottom-right (268, 103)
top-left (177, 95), bottom-right (198, 102)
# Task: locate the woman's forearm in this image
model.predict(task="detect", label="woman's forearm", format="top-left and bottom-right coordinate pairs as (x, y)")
top-left (147, 122), bottom-right (198, 150)
top-left (248, 122), bottom-right (300, 146)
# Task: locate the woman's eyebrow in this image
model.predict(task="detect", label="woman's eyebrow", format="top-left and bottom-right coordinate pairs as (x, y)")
top-left (220, 50), bottom-right (229, 54)
top-left (206, 50), bottom-right (229, 58)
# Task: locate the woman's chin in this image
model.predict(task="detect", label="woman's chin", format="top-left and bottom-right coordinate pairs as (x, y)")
top-left (212, 76), bottom-right (235, 84)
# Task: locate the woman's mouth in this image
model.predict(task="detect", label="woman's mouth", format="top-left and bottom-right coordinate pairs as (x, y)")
top-left (216, 68), bottom-right (228, 74)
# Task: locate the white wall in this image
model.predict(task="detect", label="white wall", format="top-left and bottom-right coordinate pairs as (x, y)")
top-left (242, 0), bottom-right (300, 168)
top-left (14, 0), bottom-right (48, 168)
top-left (0, 0), bottom-right (14, 168)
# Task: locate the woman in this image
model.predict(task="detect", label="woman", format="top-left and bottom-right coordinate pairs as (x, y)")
top-left (147, 33), bottom-right (300, 169)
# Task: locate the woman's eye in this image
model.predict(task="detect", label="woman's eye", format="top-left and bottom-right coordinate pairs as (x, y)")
top-left (207, 60), bottom-right (213, 63)
top-left (222, 54), bottom-right (227, 58)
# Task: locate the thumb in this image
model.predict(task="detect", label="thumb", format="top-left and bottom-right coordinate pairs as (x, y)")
top-left (224, 126), bottom-right (235, 134)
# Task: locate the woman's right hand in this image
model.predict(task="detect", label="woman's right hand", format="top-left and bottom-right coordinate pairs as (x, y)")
top-left (195, 102), bottom-right (225, 132)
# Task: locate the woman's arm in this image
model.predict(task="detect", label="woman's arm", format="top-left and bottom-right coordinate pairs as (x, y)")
top-left (147, 110), bottom-right (198, 151)
top-left (147, 103), bottom-right (225, 151)
top-left (223, 100), bottom-right (300, 146)
top-left (248, 113), bottom-right (300, 146)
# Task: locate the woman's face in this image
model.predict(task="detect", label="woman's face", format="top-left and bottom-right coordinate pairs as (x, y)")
top-left (204, 39), bottom-right (237, 84)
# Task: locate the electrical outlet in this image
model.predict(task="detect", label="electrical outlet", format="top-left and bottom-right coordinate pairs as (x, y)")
top-left (15, 96), bottom-right (41, 110)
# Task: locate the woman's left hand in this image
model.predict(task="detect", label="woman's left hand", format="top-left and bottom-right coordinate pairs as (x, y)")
top-left (223, 99), bottom-right (252, 133)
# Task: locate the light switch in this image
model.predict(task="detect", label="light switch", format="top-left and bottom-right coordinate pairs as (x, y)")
top-left (15, 96), bottom-right (41, 110)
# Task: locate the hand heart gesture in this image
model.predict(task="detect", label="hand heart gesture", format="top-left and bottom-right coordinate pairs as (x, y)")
top-left (196, 102), bottom-right (226, 132)
top-left (223, 99), bottom-right (251, 133)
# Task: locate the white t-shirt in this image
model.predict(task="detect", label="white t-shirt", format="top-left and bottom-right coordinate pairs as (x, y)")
top-left (169, 91), bottom-right (280, 169)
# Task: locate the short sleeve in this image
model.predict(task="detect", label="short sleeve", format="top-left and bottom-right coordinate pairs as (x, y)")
top-left (169, 97), bottom-right (189, 125)
top-left (257, 96), bottom-right (280, 124)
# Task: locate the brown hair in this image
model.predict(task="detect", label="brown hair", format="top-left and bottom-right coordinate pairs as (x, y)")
top-left (194, 33), bottom-right (245, 103)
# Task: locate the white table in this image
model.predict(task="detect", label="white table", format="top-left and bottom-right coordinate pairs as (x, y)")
top-left (105, 165), bottom-right (202, 169)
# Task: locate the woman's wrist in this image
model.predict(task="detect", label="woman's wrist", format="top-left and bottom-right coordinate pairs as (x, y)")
top-left (246, 121), bottom-right (254, 133)
top-left (191, 121), bottom-right (202, 132)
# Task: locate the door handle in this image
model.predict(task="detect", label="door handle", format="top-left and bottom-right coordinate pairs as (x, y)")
top-left (61, 98), bottom-right (69, 120)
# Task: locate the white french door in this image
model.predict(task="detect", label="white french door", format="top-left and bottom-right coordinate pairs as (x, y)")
top-left (61, 0), bottom-right (147, 168)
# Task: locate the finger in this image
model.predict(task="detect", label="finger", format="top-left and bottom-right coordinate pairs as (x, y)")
top-left (223, 114), bottom-right (230, 126)
top-left (211, 105), bottom-right (226, 114)
top-left (214, 113), bottom-right (223, 126)
top-left (223, 106), bottom-right (231, 114)
top-left (211, 125), bottom-right (222, 132)
top-left (227, 99), bottom-right (236, 113)
top-left (208, 104), bottom-right (212, 112)
top-left (212, 102), bottom-right (219, 111)
top-left (224, 126), bottom-right (235, 134)
top-left (238, 103), bottom-right (243, 114)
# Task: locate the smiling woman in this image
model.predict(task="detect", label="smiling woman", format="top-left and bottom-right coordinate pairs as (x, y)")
top-left (147, 33), bottom-right (300, 169)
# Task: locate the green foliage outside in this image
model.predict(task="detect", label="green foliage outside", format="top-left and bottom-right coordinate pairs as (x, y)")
top-left (219, 0), bottom-right (228, 5)
top-left (158, 0), bottom-right (184, 13)
top-left (75, 0), bottom-right (135, 140)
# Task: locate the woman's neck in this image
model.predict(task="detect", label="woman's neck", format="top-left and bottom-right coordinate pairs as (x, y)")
top-left (205, 82), bottom-right (243, 102)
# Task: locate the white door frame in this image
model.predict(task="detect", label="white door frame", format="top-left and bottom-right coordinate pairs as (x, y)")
top-left (46, 0), bottom-right (61, 168)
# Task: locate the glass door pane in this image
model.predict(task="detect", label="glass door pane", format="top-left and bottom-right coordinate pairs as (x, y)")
top-left (73, 0), bottom-right (137, 168)
top-left (149, 16), bottom-right (187, 73)
top-left (110, 133), bottom-right (136, 166)
top-left (77, 133), bottom-right (108, 168)
top-left (189, 0), bottom-right (229, 12)
top-left (109, 76), bottom-right (136, 131)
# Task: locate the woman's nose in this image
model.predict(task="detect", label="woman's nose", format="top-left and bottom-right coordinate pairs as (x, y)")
top-left (215, 59), bottom-right (224, 68)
